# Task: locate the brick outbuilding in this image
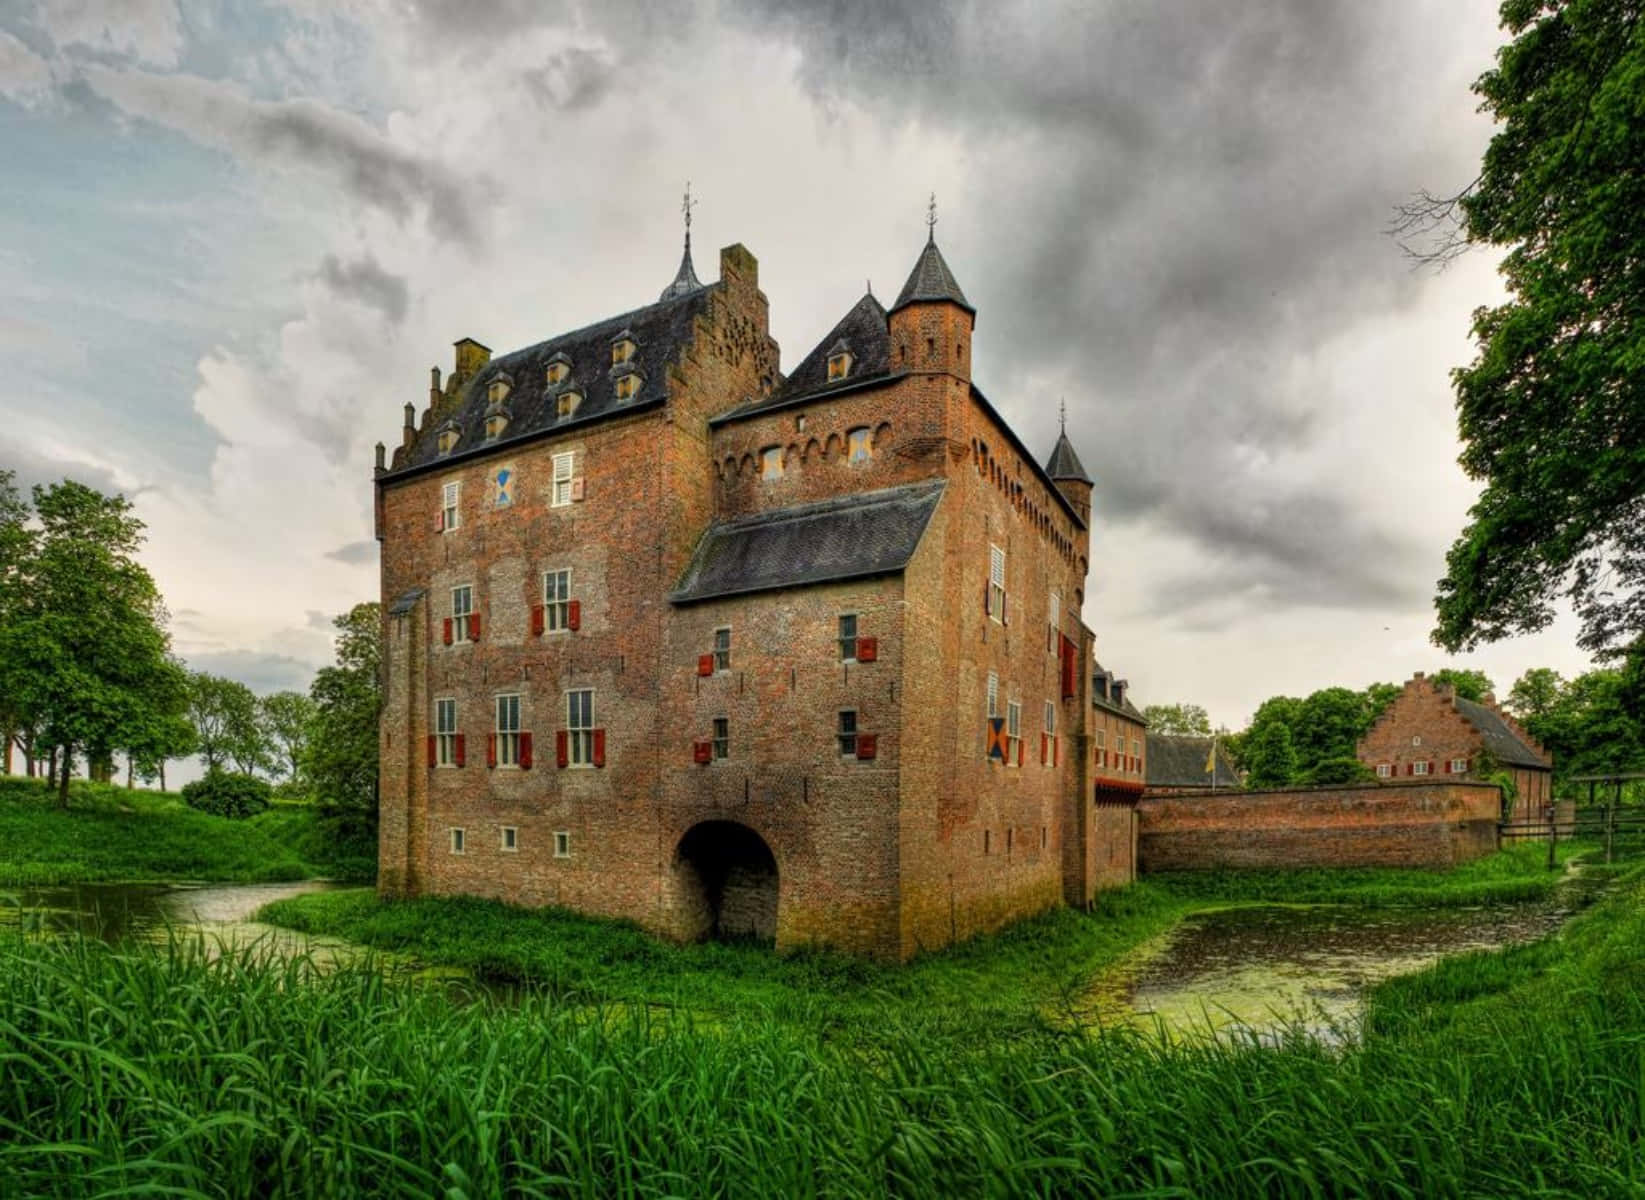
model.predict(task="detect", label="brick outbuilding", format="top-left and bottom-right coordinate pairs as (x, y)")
top-left (374, 224), bottom-right (1139, 959)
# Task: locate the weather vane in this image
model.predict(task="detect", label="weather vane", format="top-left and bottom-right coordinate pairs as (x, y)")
top-left (926, 192), bottom-right (937, 241)
top-left (682, 182), bottom-right (696, 236)
top-left (1059, 397), bottom-right (1067, 434)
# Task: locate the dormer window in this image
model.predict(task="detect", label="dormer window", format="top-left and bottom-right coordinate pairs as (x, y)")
top-left (486, 375), bottom-right (512, 407)
top-left (545, 354), bottom-right (571, 386)
top-left (614, 373), bottom-right (640, 402)
top-left (611, 332), bottom-right (636, 366)
top-left (557, 390), bottom-right (582, 419)
top-left (485, 413), bottom-right (509, 441)
top-left (826, 340), bottom-right (853, 382)
top-left (436, 425), bottom-right (461, 455)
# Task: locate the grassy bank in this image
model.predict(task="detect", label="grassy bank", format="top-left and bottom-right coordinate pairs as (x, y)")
top-left (0, 777), bottom-right (373, 886)
top-left (4, 862), bottom-right (1641, 1196)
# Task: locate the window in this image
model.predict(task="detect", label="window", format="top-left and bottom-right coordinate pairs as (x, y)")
top-left (838, 614), bottom-right (859, 662)
top-left (837, 710), bottom-right (857, 757)
top-left (492, 466), bottom-right (513, 508)
top-left (712, 627), bottom-right (731, 672)
top-left (546, 356), bottom-right (571, 386)
top-left (1450, 757), bottom-right (1469, 774)
top-left (441, 481), bottom-right (460, 531)
top-left (988, 545), bottom-right (1006, 622)
top-left (712, 717), bottom-right (729, 759)
top-left (847, 426), bottom-right (871, 463)
top-left (449, 828), bottom-right (465, 854)
top-left (495, 694), bottom-right (521, 767)
top-left (611, 337), bottom-right (635, 365)
top-left (1049, 591), bottom-right (1060, 648)
top-left (986, 671), bottom-right (999, 718)
top-left (567, 689), bottom-right (594, 766)
top-left (501, 826), bottom-right (518, 852)
top-left (435, 698), bottom-right (457, 767)
top-left (1006, 701), bottom-right (1021, 764)
top-left (451, 586), bottom-right (473, 642)
top-left (827, 350), bottom-right (853, 381)
top-left (1045, 701), bottom-right (1056, 738)
top-left (554, 831), bottom-right (571, 858)
top-left (761, 446), bottom-right (783, 480)
top-left (1377, 763), bottom-right (1391, 778)
top-left (1411, 735), bottom-right (1422, 747)
top-left (614, 373), bottom-right (639, 401)
top-left (556, 391), bottom-right (581, 419)
top-left (1095, 729), bottom-right (1106, 749)
top-left (437, 427), bottom-right (460, 455)
top-left (1131, 737), bottom-right (1142, 757)
top-left (543, 569), bottom-right (572, 632)
top-left (552, 452), bottom-right (574, 507)
top-left (1413, 760), bottom-right (1431, 776)
top-left (485, 414), bottom-right (508, 441)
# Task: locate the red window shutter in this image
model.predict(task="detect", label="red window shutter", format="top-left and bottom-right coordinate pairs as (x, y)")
top-left (1041, 731), bottom-right (1049, 765)
top-left (435, 511), bottom-right (444, 532)
top-left (426, 735), bottom-right (436, 767)
top-left (531, 605), bottom-right (545, 637)
top-left (856, 733), bottom-right (878, 760)
top-left (593, 728), bottom-right (607, 768)
top-left (1015, 738), bottom-right (1023, 767)
top-left (567, 600), bottom-right (581, 632)
top-left (467, 613), bottom-right (481, 642)
top-left (556, 730), bottom-right (569, 768)
top-left (442, 617), bottom-right (453, 645)
top-left (487, 733), bottom-right (497, 769)
top-left (1406, 763), bottom-right (1414, 776)
top-left (856, 636), bottom-right (878, 662)
top-left (519, 732), bottom-right (533, 770)
top-left (697, 654), bottom-right (714, 677)
top-left (693, 739), bottom-right (712, 764)
top-left (1443, 759), bottom-right (1451, 774)
top-left (454, 734), bottom-right (466, 768)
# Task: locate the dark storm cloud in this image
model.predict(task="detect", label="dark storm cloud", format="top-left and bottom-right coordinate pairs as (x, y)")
top-left (732, 0), bottom-right (1456, 613)
top-left (325, 540), bottom-right (378, 566)
top-left (316, 254), bottom-right (408, 323)
top-left (182, 649), bottom-right (313, 694)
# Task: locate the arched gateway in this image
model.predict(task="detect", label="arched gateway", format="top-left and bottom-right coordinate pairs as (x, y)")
top-left (674, 821), bottom-right (779, 944)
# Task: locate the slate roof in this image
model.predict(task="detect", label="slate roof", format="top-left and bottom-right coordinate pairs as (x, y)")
top-left (715, 292), bottom-right (893, 421)
top-left (892, 236), bottom-right (974, 314)
top-left (1146, 735), bottom-right (1241, 790)
top-left (670, 479), bottom-right (945, 604)
top-left (385, 284), bottom-right (713, 479)
top-left (1045, 431), bottom-right (1092, 484)
top-left (1455, 698), bottom-right (1550, 768)
top-left (1091, 661), bottom-right (1146, 723)
top-left (659, 238), bottom-right (703, 301)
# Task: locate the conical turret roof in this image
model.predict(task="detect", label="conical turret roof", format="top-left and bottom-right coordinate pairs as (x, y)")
top-left (1046, 431), bottom-right (1092, 484)
top-left (659, 236), bottom-right (704, 301)
top-left (891, 235), bottom-right (973, 314)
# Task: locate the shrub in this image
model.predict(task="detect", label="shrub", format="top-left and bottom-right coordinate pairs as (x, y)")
top-left (180, 771), bottom-right (272, 819)
top-left (1303, 756), bottom-right (1376, 786)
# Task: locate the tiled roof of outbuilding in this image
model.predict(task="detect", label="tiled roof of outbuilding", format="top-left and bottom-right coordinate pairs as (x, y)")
top-left (385, 284), bottom-right (712, 479)
top-left (892, 236), bottom-right (973, 314)
top-left (670, 479), bottom-right (944, 604)
top-left (1146, 735), bottom-right (1241, 790)
top-left (1454, 698), bottom-right (1550, 769)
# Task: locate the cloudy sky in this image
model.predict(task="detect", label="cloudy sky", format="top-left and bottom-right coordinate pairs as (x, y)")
top-left (0, 0), bottom-right (1596, 730)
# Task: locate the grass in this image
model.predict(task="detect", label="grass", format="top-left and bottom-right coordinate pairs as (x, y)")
top-left (2, 862), bottom-right (1642, 1196)
top-left (0, 776), bottom-right (374, 886)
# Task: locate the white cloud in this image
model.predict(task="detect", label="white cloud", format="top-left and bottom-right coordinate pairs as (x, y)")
top-left (0, 28), bottom-right (53, 103)
top-left (31, 0), bottom-right (184, 67)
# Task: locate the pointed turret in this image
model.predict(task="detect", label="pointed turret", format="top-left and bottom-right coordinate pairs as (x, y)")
top-left (890, 233), bottom-right (974, 315)
top-left (887, 199), bottom-right (975, 384)
top-left (1046, 431), bottom-right (1091, 484)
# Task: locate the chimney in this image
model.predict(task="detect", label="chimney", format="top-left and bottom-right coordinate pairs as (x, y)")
top-left (1413, 671), bottom-right (1425, 681)
top-left (452, 338), bottom-right (491, 384)
top-left (402, 402), bottom-right (416, 447)
top-left (373, 441), bottom-right (386, 476)
top-left (430, 366), bottom-right (442, 406)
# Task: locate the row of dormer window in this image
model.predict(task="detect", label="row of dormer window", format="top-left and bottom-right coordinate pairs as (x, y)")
top-left (435, 342), bottom-right (643, 455)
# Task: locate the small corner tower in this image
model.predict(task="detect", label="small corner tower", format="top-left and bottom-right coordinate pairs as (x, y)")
top-left (1045, 405), bottom-right (1093, 525)
top-left (888, 196), bottom-right (975, 384)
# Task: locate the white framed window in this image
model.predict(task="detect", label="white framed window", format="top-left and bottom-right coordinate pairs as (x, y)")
top-left (847, 426), bottom-right (871, 464)
top-left (1413, 760), bottom-right (1430, 777)
top-left (614, 373), bottom-right (639, 402)
top-left (1045, 701), bottom-right (1056, 737)
top-left (441, 480), bottom-right (460, 531)
top-left (451, 585), bottom-right (473, 642)
top-left (761, 446), bottom-right (783, 480)
top-left (495, 694), bottom-right (521, 767)
top-left (554, 831), bottom-right (571, 858)
top-left (566, 689), bottom-right (594, 767)
top-left (1131, 737), bottom-right (1142, 757)
top-left (1377, 763), bottom-right (1391, 778)
top-left (1006, 701), bottom-right (1021, 764)
top-left (500, 826), bottom-right (518, 852)
top-left (713, 627), bottom-right (731, 672)
top-left (435, 698), bottom-right (457, 767)
top-left (837, 710), bottom-right (857, 757)
top-left (543, 569), bottom-right (572, 632)
top-left (712, 716), bottom-right (729, 759)
top-left (1049, 591), bottom-right (1060, 649)
top-left (1095, 728), bottom-right (1106, 749)
top-left (988, 544), bottom-right (1006, 622)
top-left (552, 452), bottom-right (575, 507)
top-left (986, 671), bottom-right (999, 719)
top-left (1450, 757), bottom-right (1469, 774)
top-left (838, 613), bottom-right (858, 662)
top-left (449, 827), bottom-right (465, 854)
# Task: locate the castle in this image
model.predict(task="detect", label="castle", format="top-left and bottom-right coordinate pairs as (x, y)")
top-left (373, 215), bottom-right (1145, 958)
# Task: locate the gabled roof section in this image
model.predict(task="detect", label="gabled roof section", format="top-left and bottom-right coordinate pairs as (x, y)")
top-left (385, 286), bottom-right (713, 479)
top-left (1091, 660), bottom-right (1146, 723)
top-left (891, 236), bottom-right (974, 314)
top-left (1046, 431), bottom-right (1092, 484)
top-left (671, 480), bottom-right (944, 604)
top-left (716, 292), bottom-right (892, 421)
top-left (1146, 735), bottom-right (1241, 790)
top-left (1454, 698), bottom-right (1551, 769)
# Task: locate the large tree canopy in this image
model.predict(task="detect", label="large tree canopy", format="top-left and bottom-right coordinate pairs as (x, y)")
top-left (306, 603), bottom-right (381, 845)
top-left (1432, 0), bottom-right (1645, 673)
top-left (1140, 703), bottom-right (1212, 737)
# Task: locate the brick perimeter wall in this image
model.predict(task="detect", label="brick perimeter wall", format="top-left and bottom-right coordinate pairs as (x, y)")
top-left (1137, 781), bottom-right (1502, 872)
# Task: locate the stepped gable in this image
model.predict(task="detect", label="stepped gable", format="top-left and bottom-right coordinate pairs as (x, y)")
top-left (388, 286), bottom-right (712, 477)
top-left (1146, 735), bottom-right (1240, 790)
top-left (1453, 697), bottom-right (1551, 768)
top-left (891, 235), bottom-right (973, 314)
top-left (1045, 431), bottom-right (1092, 484)
top-left (716, 291), bottom-right (892, 421)
top-left (671, 479), bottom-right (944, 604)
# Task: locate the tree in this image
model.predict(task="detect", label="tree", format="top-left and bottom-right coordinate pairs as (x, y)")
top-left (1243, 719), bottom-right (1299, 789)
top-left (1363, 681), bottom-right (1402, 723)
top-left (1430, 668), bottom-right (1494, 703)
top-left (1507, 667), bottom-right (1564, 722)
top-left (306, 603), bottom-right (381, 844)
top-left (0, 470), bottom-right (33, 776)
top-left (1294, 687), bottom-right (1374, 767)
top-left (1424, 0), bottom-right (1645, 687)
top-left (0, 481), bottom-right (184, 807)
top-left (1141, 703), bottom-right (1212, 737)
top-left (187, 673), bottom-right (267, 775)
top-left (260, 690), bottom-right (316, 783)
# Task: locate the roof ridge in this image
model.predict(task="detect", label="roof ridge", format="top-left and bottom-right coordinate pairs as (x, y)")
top-left (487, 286), bottom-right (710, 370)
top-left (715, 478), bottom-right (946, 532)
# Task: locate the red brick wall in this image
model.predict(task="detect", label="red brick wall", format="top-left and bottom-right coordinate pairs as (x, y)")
top-left (1137, 781), bottom-right (1503, 871)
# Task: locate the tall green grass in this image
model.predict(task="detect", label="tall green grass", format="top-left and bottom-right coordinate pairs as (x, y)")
top-left (4, 866), bottom-right (1643, 1197)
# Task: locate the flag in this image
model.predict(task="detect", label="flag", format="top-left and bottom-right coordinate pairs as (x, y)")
top-left (1204, 739), bottom-right (1216, 775)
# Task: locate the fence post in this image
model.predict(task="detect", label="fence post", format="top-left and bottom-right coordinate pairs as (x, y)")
top-left (1547, 801), bottom-right (1557, 871)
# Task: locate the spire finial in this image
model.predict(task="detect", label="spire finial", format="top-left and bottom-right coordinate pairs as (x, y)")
top-left (866, 278), bottom-right (873, 298)
top-left (682, 181), bottom-right (696, 244)
top-left (926, 192), bottom-right (937, 243)
top-left (1059, 397), bottom-right (1067, 434)
top-left (659, 184), bottom-right (704, 301)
